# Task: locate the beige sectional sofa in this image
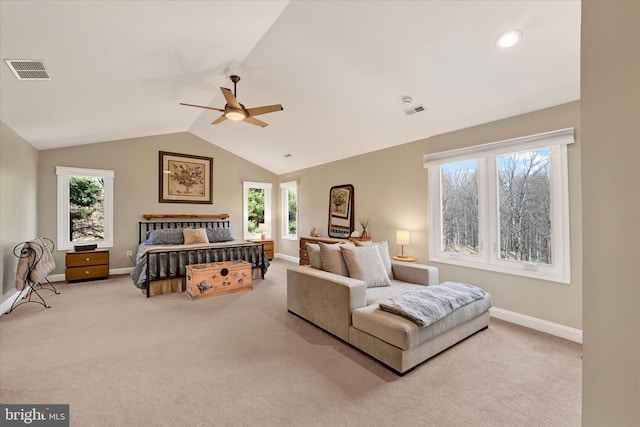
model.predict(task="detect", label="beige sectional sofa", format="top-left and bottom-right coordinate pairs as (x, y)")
top-left (287, 241), bottom-right (492, 374)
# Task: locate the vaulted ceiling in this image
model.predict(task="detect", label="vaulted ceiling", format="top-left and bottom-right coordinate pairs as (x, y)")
top-left (0, 1), bottom-right (580, 175)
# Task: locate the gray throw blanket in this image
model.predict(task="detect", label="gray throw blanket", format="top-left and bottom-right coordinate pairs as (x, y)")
top-left (379, 282), bottom-right (486, 327)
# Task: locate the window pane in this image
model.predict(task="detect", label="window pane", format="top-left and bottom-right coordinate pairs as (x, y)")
top-left (287, 188), bottom-right (297, 235)
top-left (441, 160), bottom-right (479, 254)
top-left (247, 187), bottom-right (265, 234)
top-left (69, 176), bottom-right (105, 242)
top-left (498, 149), bottom-right (551, 264)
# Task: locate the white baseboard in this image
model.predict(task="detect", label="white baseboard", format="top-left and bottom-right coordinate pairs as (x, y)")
top-left (490, 307), bottom-right (582, 344)
top-left (1, 289), bottom-right (27, 315)
top-left (274, 253), bottom-right (298, 263)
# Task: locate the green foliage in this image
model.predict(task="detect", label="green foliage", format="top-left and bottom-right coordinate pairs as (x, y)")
top-left (70, 177), bottom-right (103, 209)
top-left (248, 188), bottom-right (265, 233)
top-left (69, 176), bottom-right (104, 240)
top-left (288, 189), bottom-right (297, 234)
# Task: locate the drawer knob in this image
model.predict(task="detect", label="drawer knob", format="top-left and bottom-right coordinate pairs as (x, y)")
top-left (85, 271), bottom-right (90, 274)
top-left (85, 257), bottom-right (91, 261)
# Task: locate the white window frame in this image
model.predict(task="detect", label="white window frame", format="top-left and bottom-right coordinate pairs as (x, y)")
top-left (280, 180), bottom-right (298, 240)
top-left (424, 128), bottom-right (574, 283)
top-left (56, 166), bottom-right (114, 251)
top-left (243, 181), bottom-right (272, 240)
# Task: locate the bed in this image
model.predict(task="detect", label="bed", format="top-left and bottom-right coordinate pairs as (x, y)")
top-left (130, 214), bottom-right (269, 297)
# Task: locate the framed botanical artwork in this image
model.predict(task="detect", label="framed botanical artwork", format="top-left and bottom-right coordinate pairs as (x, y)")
top-left (330, 185), bottom-right (351, 219)
top-left (159, 151), bottom-right (213, 204)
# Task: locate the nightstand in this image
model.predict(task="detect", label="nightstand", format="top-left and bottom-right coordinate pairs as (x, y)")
top-left (249, 239), bottom-right (274, 260)
top-left (65, 248), bottom-right (110, 282)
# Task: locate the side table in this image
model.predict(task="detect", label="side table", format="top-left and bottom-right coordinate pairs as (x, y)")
top-left (391, 255), bottom-right (417, 262)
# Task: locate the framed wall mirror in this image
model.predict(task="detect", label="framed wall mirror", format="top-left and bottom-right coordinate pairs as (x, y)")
top-left (328, 184), bottom-right (354, 238)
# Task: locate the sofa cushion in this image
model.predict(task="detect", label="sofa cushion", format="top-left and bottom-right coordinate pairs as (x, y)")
top-left (340, 245), bottom-right (392, 288)
top-left (319, 242), bottom-right (353, 276)
top-left (354, 240), bottom-right (393, 279)
top-left (306, 243), bottom-right (323, 269)
top-left (352, 293), bottom-right (493, 350)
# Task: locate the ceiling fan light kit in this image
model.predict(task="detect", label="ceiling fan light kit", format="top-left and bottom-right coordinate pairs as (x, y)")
top-left (180, 75), bottom-right (283, 127)
top-left (496, 30), bottom-right (522, 48)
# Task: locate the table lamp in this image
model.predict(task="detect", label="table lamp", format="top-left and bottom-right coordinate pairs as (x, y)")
top-left (396, 230), bottom-right (410, 258)
top-left (258, 223), bottom-right (268, 240)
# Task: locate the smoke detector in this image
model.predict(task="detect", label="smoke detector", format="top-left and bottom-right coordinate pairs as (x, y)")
top-left (401, 96), bottom-right (414, 105)
top-left (4, 59), bottom-right (51, 80)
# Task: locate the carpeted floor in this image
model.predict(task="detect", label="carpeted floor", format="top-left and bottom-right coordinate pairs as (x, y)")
top-left (0, 259), bottom-right (582, 426)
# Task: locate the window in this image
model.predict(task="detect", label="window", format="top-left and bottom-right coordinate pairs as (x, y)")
top-left (425, 129), bottom-right (573, 283)
top-left (280, 181), bottom-right (298, 240)
top-left (243, 181), bottom-right (272, 240)
top-left (56, 167), bottom-right (114, 250)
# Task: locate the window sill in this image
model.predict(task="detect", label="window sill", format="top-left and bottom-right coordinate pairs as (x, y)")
top-left (429, 255), bottom-right (570, 284)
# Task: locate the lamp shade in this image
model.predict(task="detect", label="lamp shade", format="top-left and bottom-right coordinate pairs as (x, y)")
top-left (258, 223), bottom-right (268, 232)
top-left (396, 230), bottom-right (410, 246)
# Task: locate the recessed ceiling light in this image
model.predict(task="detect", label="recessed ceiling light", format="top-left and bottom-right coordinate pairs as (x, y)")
top-left (496, 30), bottom-right (522, 48)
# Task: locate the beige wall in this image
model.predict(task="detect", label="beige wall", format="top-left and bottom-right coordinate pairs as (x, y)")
top-left (280, 101), bottom-right (582, 329)
top-left (37, 132), bottom-right (277, 275)
top-left (581, 1), bottom-right (640, 425)
top-left (1, 121), bottom-right (39, 301)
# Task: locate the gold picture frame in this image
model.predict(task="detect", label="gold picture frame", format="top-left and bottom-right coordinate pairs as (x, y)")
top-left (159, 151), bottom-right (213, 204)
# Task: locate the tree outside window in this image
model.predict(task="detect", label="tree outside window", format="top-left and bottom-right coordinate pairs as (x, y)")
top-left (243, 181), bottom-right (272, 240)
top-left (281, 181), bottom-right (298, 240)
top-left (56, 166), bottom-right (114, 250)
top-left (69, 176), bottom-right (105, 241)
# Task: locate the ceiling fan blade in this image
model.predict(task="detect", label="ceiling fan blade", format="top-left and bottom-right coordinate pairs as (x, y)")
top-left (220, 87), bottom-right (242, 110)
top-left (243, 116), bottom-right (269, 127)
top-left (211, 114), bottom-right (227, 125)
top-left (179, 102), bottom-right (224, 112)
top-left (246, 104), bottom-right (284, 117)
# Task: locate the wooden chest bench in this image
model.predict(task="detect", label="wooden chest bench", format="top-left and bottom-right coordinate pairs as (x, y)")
top-left (186, 260), bottom-right (252, 299)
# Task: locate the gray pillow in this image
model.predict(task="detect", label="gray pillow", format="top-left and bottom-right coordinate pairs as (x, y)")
top-left (318, 242), bottom-right (353, 276)
top-left (306, 243), bottom-right (323, 269)
top-left (340, 245), bottom-right (392, 288)
top-left (207, 227), bottom-right (235, 242)
top-left (147, 228), bottom-right (186, 245)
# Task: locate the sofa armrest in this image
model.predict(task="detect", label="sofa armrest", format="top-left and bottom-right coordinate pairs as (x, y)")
top-left (287, 266), bottom-right (367, 341)
top-left (391, 261), bottom-right (439, 286)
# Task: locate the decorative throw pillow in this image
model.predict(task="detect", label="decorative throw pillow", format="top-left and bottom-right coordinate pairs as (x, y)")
top-left (318, 242), bottom-right (354, 276)
top-left (339, 245), bottom-right (392, 288)
top-left (147, 228), bottom-right (186, 245)
top-left (355, 240), bottom-right (393, 279)
top-left (206, 227), bottom-right (235, 242)
top-left (183, 228), bottom-right (209, 245)
top-left (306, 243), bottom-right (323, 269)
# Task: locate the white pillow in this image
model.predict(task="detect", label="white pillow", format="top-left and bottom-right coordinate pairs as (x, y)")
top-left (318, 242), bottom-right (353, 276)
top-left (183, 228), bottom-right (209, 245)
top-left (340, 245), bottom-right (392, 288)
top-left (355, 240), bottom-right (392, 279)
top-left (306, 243), bottom-right (323, 269)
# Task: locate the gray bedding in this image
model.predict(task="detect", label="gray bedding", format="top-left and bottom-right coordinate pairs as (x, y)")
top-left (130, 240), bottom-right (269, 288)
top-left (379, 281), bottom-right (486, 327)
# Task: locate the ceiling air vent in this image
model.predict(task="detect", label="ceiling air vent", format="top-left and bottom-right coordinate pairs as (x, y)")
top-left (4, 59), bottom-right (50, 80)
top-left (404, 104), bottom-right (426, 115)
